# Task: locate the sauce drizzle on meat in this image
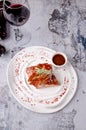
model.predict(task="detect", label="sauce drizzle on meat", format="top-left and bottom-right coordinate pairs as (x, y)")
top-left (26, 63), bottom-right (60, 88)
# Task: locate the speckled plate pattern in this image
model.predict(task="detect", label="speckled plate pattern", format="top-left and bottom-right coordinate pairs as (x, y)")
top-left (7, 46), bottom-right (78, 113)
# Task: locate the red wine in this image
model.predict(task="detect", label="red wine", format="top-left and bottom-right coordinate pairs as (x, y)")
top-left (4, 1), bottom-right (30, 26)
top-left (0, 0), bottom-right (10, 39)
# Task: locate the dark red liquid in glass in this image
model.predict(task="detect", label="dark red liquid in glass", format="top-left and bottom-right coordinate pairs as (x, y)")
top-left (10, 4), bottom-right (22, 8)
top-left (4, 1), bottom-right (30, 26)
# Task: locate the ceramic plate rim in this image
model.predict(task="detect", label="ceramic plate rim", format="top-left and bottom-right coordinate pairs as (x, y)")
top-left (7, 46), bottom-right (78, 113)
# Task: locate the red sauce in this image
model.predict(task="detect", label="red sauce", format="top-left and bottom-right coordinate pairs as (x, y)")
top-left (53, 54), bottom-right (65, 66)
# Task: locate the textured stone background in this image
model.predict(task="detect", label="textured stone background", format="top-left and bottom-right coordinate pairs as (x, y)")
top-left (0, 0), bottom-right (86, 130)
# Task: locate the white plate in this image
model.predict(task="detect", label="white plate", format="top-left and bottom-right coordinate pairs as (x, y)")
top-left (7, 46), bottom-right (78, 113)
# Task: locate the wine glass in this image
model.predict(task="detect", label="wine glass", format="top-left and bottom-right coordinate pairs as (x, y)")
top-left (3, 0), bottom-right (30, 46)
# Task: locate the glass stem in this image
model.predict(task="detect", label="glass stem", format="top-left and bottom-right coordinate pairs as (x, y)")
top-left (14, 27), bottom-right (23, 41)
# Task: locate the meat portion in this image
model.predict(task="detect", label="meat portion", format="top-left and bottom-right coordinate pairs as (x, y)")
top-left (26, 63), bottom-right (60, 88)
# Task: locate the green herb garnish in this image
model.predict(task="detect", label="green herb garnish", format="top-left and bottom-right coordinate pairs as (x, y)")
top-left (36, 68), bottom-right (51, 75)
